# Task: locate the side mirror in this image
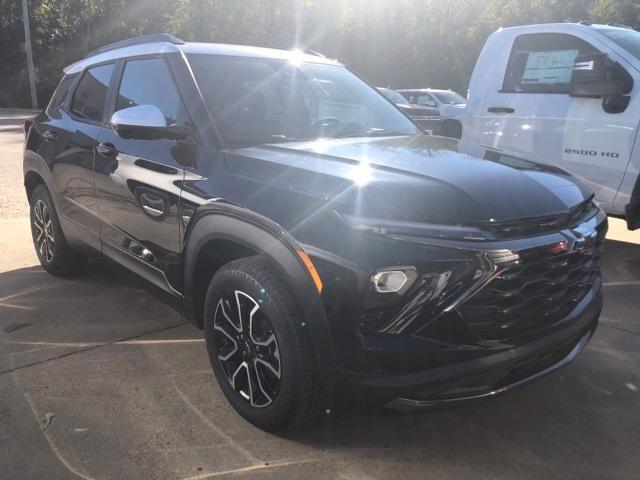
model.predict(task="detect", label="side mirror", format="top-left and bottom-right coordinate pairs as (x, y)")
top-left (110, 105), bottom-right (191, 140)
top-left (570, 53), bottom-right (624, 98)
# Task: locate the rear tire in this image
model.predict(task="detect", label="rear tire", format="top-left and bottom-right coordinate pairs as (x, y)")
top-left (29, 184), bottom-right (85, 277)
top-left (203, 256), bottom-right (316, 430)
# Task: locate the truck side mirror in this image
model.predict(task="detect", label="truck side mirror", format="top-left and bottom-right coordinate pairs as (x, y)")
top-left (570, 52), bottom-right (633, 113)
top-left (569, 53), bottom-right (624, 97)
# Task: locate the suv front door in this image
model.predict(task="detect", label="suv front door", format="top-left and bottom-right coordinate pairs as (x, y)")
top-left (95, 56), bottom-right (192, 293)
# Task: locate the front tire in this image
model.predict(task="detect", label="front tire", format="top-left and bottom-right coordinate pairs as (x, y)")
top-left (29, 184), bottom-right (85, 276)
top-left (203, 256), bottom-right (316, 430)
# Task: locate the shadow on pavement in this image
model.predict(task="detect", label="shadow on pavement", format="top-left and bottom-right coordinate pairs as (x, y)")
top-left (0, 262), bottom-right (187, 373)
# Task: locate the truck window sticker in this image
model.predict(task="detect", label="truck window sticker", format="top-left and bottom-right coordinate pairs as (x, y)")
top-left (521, 49), bottom-right (579, 85)
top-left (502, 33), bottom-right (600, 93)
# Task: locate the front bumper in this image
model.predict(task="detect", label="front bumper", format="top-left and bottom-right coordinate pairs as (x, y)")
top-left (337, 284), bottom-right (601, 407)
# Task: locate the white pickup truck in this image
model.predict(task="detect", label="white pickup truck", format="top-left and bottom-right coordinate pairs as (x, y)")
top-left (463, 22), bottom-right (640, 229)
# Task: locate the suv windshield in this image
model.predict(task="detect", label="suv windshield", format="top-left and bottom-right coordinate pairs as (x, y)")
top-left (595, 26), bottom-right (640, 61)
top-left (379, 88), bottom-right (408, 104)
top-left (187, 54), bottom-right (419, 145)
top-left (433, 91), bottom-right (466, 105)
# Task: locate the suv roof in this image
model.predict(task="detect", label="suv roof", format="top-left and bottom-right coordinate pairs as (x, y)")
top-left (396, 88), bottom-right (453, 94)
top-left (64, 34), bottom-right (341, 75)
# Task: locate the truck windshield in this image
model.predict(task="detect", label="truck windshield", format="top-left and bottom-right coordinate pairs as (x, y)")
top-left (596, 27), bottom-right (640, 61)
top-left (187, 54), bottom-right (419, 145)
top-left (433, 91), bottom-right (466, 105)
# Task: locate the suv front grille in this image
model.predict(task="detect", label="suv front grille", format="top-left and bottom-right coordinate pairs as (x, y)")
top-left (457, 231), bottom-right (604, 341)
top-left (485, 200), bottom-right (599, 239)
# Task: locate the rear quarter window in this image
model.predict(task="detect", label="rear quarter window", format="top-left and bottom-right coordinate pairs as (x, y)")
top-left (70, 63), bottom-right (115, 123)
top-left (46, 74), bottom-right (77, 116)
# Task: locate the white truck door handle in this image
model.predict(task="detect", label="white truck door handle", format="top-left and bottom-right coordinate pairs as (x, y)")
top-left (487, 107), bottom-right (515, 114)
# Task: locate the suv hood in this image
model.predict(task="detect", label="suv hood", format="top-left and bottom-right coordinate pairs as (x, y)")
top-left (226, 135), bottom-right (592, 227)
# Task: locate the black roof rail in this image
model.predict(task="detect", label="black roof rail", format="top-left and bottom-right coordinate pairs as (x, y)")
top-left (86, 33), bottom-right (185, 58)
top-left (577, 21), bottom-right (592, 26)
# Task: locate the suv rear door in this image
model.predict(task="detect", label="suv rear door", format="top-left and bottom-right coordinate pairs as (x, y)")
top-left (36, 63), bottom-right (115, 249)
top-left (95, 55), bottom-right (191, 293)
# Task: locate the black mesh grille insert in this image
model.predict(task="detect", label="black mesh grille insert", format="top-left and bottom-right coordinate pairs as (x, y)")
top-left (485, 200), bottom-right (599, 239)
top-left (457, 234), bottom-right (604, 341)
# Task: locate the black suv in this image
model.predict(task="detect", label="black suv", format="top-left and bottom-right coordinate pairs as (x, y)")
top-left (24, 34), bottom-right (606, 430)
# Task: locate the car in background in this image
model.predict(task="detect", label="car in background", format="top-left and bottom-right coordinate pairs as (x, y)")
top-left (378, 87), bottom-right (441, 133)
top-left (397, 88), bottom-right (466, 138)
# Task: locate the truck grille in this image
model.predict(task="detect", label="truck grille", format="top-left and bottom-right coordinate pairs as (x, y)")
top-left (457, 231), bottom-right (604, 341)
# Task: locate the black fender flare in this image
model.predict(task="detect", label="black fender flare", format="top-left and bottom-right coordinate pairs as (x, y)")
top-left (23, 151), bottom-right (63, 217)
top-left (182, 202), bottom-right (336, 404)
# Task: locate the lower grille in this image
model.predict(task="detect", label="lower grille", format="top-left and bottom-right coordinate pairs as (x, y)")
top-left (457, 232), bottom-right (604, 341)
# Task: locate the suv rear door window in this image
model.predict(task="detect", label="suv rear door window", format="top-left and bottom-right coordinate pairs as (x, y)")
top-left (115, 58), bottom-right (189, 126)
top-left (502, 33), bottom-right (599, 93)
top-left (71, 64), bottom-right (114, 122)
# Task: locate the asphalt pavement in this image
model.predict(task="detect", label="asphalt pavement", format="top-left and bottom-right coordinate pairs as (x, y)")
top-left (1, 111), bottom-right (639, 479)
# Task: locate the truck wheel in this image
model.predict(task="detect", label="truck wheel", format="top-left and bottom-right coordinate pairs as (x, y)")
top-left (440, 120), bottom-right (462, 139)
top-left (203, 256), bottom-right (316, 430)
top-left (29, 184), bottom-right (85, 277)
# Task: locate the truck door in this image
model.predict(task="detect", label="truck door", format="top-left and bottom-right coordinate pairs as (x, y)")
top-left (479, 31), bottom-right (638, 212)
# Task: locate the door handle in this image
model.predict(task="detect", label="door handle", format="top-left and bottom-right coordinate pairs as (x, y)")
top-left (487, 107), bottom-right (515, 114)
top-left (42, 130), bottom-right (58, 142)
top-left (96, 142), bottom-right (117, 157)
top-left (136, 188), bottom-right (169, 220)
top-left (142, 204), bottom-right (165, 218)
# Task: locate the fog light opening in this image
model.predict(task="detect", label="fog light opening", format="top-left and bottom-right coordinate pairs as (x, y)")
top-left (372, 270), bottom-right (413, 293)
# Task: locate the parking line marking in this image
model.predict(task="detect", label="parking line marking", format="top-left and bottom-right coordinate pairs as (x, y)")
top-left (180, 460), bottom-right (316, 480)
top-left (4, 338), bottom-right (204, 348)
top-left (173, 383), bottom-right (262, 465)
top-left (22, 392), bottom-right (97, 480)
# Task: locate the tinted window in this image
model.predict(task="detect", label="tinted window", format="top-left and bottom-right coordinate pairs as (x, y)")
top-left (188, 54), bottom-right (418, 145)
top-left (71, 64), bottom-right (114, 122)
top-left (433, 91), bottom-right (466, 105)
top-left (379, 88), bottom-right (407, 104)
top-left (46, 74), bottom-right (76, 116)
top-left (414, 94), bottom-right (437, 107)
top-left (503, 33), bottom-right (599, 93)
top-left (115, 58), bottom-right (188, 126)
